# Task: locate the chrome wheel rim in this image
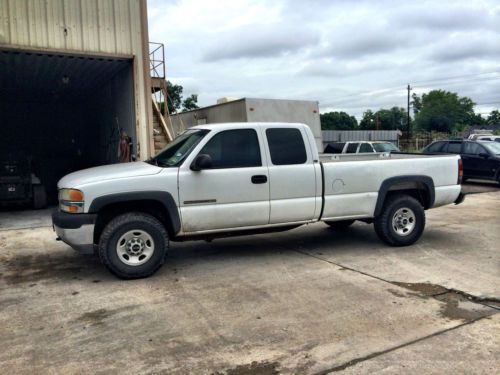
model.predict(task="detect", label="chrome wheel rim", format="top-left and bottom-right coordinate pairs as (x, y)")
top-left (392, 207), bottom-right (416, 236)
top-left (116, 230), bottom-right (155, 266)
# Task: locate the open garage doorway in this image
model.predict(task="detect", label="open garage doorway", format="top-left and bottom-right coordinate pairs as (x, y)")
top-left (0, 49), bottom-right (136, 206)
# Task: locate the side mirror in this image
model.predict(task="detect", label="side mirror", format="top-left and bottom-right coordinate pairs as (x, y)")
top-left (190, 154), bottom-right (212, 171)
top-left (479, 152), bottom-right (490, 159)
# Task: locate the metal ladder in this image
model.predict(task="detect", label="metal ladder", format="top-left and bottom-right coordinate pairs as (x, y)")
top-left (149, 42), bottom-right (173, 152)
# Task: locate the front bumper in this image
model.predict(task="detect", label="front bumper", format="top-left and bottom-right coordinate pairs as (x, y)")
top-left (52, 210), bottom-right (97, 254)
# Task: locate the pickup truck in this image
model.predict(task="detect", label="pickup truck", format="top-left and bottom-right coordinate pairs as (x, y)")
top-left (52, 123), bottom-right (465, 279)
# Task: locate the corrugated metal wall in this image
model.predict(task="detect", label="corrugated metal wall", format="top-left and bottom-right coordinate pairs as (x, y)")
top-left (322, 130), bottom-right (399, 142)
top-left (0, 0), bottom-right (142, 55)
top-left (0, 0), bottom-right (153, 160)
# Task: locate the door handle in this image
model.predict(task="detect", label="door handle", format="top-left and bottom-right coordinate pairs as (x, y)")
top-left (251, 175), bottom-right (268, 184)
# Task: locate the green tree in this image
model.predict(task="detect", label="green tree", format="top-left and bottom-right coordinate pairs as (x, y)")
top-left (165, 80), bottom-right (183, 114)
top-left (320, 111), bottom-right (358, 130)
top-left (182, 94), bottom-right (199, 112)
top-left (359, 107), bottom-right (408, 130)
top-left (487, 109), bottom-right (500, 125)
top-left (411, 93), bottom-right (422, 116)
top-left (161, 80), bottom-right (199, 114)
top-left (359, 109), bottom-right (375, 129)
top-left (413, 90), bottom-right (480, 133)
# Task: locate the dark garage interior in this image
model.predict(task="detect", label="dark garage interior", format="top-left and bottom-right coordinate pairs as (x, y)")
top-left (0, 50), bottom-right (136, 205)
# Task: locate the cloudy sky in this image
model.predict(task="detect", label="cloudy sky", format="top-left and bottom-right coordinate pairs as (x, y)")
top-left (148, 0), bottom-right (500, 119)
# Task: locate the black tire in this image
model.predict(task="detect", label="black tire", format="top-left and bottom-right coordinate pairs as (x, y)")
top-left (32, 185), bottom-right (47, 209)
top-left (98, 212), bottom-right (169, 279)
top-left (374, 194), bottom-right (425, 246)
top-left (325, 219), bottom-right (355, 230)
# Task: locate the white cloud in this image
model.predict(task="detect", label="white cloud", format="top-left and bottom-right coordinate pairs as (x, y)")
top-left (147, 0), bottom-right (500, 118)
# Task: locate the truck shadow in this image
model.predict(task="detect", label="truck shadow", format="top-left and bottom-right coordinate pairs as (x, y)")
top-left (1, 224), bottom-right (408, 284)
top-left (165, 223), bottom-right (384, 266)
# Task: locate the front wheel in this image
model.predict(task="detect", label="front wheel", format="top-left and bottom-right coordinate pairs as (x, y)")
top-left (374, 194), bottom-right (425, 246)
top-left (98, 212), bottom-right (169, 279)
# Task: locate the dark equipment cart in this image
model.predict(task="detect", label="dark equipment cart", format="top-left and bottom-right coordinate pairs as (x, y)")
top-left (0, 156), bottom-right (47, 209)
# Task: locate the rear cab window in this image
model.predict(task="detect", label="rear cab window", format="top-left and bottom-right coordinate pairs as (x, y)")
top-left (266, 128), bottom-right (307, 165)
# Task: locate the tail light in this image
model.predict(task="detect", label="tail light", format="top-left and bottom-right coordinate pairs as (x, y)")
top-left (457, 158), bottom-right (463, 184)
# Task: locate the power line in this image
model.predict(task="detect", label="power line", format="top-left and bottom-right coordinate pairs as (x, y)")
top-left (412, 75), bottom-right (500, 90)
top-left (324, 70), bottom-right (500, 104)
top-left (410, 69), bottom-right (500, 85)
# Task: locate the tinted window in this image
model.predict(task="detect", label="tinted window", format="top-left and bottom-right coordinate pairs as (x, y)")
top-left (199, 129), bottom-right (261, 168)
top-left (426, 141), bottom-right (445, 152)
top-left (359, 143), bottom-right (374, 153)
top-left (266, 128), bottom-right (307, 165)
top-left (463, 142), bottom-right (484, 155)
top-left (346, 143), bottom-right (359, 153)
top-left (373, 143), bottom-right (399, 152)
top-left (484, 142), bottom-right (500, 154)
top-left (324, 142), bottom-right (345, 154)
top-left (446, 142), bottom-right (462, 154)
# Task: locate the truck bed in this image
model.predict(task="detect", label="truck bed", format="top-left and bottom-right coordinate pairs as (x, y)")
top-left (319, 152), bottom-right (461, 221)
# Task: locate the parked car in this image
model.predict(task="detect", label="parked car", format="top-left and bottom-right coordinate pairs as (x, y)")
top-left (324, 141), bottom-right (399, 154)
top-left (53, 123), bottom-right (463, 279)
top-left (423, 140), bottom-right (500, 184)
top-left (467, 133), bottom-right (500, 142)
top-left (475, 135), bottom-right (500, 143)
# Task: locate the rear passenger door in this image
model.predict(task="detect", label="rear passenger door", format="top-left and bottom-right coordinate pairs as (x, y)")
top-left (264, 127), bottom-right (318, 224)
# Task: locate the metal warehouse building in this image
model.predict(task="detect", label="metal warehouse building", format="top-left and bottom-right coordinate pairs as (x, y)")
top-left (169, 98), bottom-right (323, 151)
top-left (0, 0), bottom-right (168, 202)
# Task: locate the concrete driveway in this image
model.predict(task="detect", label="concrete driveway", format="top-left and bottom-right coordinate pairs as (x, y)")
top-left (0, 189), bottom-right (498, 374)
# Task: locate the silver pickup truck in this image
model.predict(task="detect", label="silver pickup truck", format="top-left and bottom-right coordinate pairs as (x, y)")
top-left (52, 123), bottom-right (464, 279)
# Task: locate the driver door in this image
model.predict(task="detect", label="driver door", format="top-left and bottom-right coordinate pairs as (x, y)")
top-left (178, 128), bottom-right (270, 233)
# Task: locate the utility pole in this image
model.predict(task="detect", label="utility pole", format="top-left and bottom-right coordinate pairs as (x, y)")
top-left (407, 84), bottom-right (411, 138)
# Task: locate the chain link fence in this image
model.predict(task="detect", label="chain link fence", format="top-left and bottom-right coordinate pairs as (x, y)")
top-left (398, 132), bottom-right (450, 152)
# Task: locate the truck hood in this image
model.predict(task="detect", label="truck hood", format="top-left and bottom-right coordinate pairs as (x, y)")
top-left (58, 162), bottom-right (163, 188)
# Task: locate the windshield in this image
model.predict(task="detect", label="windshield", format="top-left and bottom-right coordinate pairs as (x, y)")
top-left (150, 129), bottom-right (209, 167)
top-left (483, 142), bottom-right (500, 155)
top-left (373, 143), bottom-right (399, 152)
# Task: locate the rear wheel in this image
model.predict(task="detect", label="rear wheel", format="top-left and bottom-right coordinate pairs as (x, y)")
top-left (374, 194), bottom-right (425, 246)
top-left (325, 219), bottom-right (355, 230)
top-left (98, 212), bottom-right (169, 279)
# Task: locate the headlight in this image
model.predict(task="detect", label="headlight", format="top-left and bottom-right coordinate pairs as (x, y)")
top-left (59, 189), bottom-right (85, 213)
